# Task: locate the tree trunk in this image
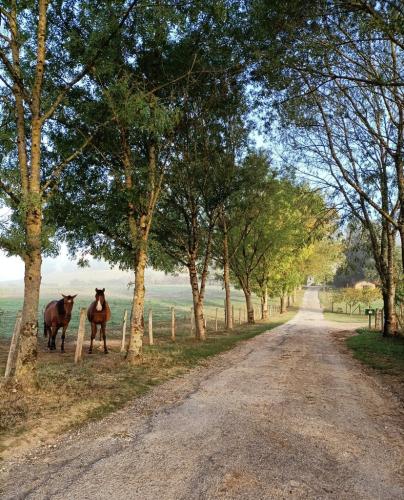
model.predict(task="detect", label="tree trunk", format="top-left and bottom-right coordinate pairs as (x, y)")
top-left (243, 289), bottom-right (255, 324)
top-left (123, 140), bottom-right (162, 362)
top-left (14, 211), bottom-right (42, 389)
top-left (188, 257), bottom-right (206, 340)
top-left (280, 295), bottom-right (287, 314)
top-left (127, 242), bottom-right (147, 364)
top-left (222, 221), bottom-right (233, 330)
top-left (261, 286), bottom-right (269, 320)
top-left (382, 231), bottom-right (398, 336)
top-left (382, 288), bottom-right (397, 336)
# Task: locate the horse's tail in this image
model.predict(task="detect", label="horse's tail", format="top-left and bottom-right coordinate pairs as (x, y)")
top-left (44, 322), bottom-right (47, 337)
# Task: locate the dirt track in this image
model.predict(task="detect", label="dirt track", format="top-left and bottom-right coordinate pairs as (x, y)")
top-left (1, 287), bottom-right (404, 499)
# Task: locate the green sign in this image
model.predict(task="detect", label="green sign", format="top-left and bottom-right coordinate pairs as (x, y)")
top-left (365, 308), bottom-right (375, 316)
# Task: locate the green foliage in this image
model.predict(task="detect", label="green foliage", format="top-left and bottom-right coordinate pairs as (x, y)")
top-left (302, 239), bottom-right (343, 284)
top-left (326, 286), bottom-right (382, 310)
top-left (49, 0), bottom-right (249, 278)
top-left (225, 152), bottom-right (335, 300)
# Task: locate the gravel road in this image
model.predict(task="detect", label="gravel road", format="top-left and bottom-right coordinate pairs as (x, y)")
top-left (2, 287), bottom-right (404, 499)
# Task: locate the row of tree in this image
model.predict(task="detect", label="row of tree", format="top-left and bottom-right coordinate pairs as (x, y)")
top-left (1, 1), bottom-right (401, 389)
top-left (262, 0), bottom-right (403, 335)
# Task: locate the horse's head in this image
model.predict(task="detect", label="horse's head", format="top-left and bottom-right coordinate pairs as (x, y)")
top-left (95, 288), bottom-right (106, 312)
top-left (61, 294), bottom-right (77, 319)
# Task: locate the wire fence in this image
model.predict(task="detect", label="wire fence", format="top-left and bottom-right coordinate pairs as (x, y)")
top-left (0, 301), bottom-right (287, 376)
top-left (0, 302), bottom-right (284, 342)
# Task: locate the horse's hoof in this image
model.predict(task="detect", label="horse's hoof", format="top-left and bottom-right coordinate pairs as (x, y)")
top-left (88, 350), bottom-right (93, 354)
top-left (61, 349), bottom-right (65, 354)
top-left (104, 350), bottom-right (109, 354)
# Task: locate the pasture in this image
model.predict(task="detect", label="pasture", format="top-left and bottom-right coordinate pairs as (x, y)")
top-left (0, 284), bottom-right (270, 343)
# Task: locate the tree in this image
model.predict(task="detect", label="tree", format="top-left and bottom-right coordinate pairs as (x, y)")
top-left (0, 1), bottom-right (140, 387)
top-left (333, 222), bottom-right (379, 287)
top-left (153, 86), bottom-right (244, 339)
top-left (272, 8), bottom-right (403, 334)
top-left (226, 153), bottom-right (279, 323)
top-left (226, 154), bottom-right (332, 321)
top-left (302, 239), bottom-right (343, 285)
top-left (52, 0), bottom-right (244, 358)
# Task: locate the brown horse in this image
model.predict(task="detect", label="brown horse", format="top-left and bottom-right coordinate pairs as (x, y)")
top-left (44, 294), bottom-right (77, 352)
top-left (87, 288), bottom-right (111, 354)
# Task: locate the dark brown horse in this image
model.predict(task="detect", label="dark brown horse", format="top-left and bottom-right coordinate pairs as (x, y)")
top-left (44, 294), bottom-right (77, 352)
top-left (87, 288), bottom-right (111, 354)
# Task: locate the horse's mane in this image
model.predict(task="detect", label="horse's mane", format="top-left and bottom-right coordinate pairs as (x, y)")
top-left (57, 298), bottom-right (65, 315)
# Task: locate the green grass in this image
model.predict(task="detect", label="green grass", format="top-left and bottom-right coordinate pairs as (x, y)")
top-left (346, 329), bottom-right (404, 375)
top-left (0, 285), bottom-right (281, 340)
top-left (323, 311), bottom-right (368, 324)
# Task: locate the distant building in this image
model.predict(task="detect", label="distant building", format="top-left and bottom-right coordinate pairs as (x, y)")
top-left (353, 280), bottom-right (376, 290)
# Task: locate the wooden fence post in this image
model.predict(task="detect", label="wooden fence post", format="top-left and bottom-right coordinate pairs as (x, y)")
top-left (171, 307), bottom-right (176, 341)
top-left (74, 308), bottom-right (86, 364)
top-left (4, 310), bottom-right (22, 380)
top-left (215, 308), bottom-right (218, 331)
top-left (120, 310), bottom-right (128, 352)
top-left (147, 308), bottom-right (153, 345)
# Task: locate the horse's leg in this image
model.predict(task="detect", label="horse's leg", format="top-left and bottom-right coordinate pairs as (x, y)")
top-left (47, 325), bottom-right (51, 348)
top-left (89, 323), bottom-right (96, 353)
top-left (101, 322), bottom-right (108, 354)
top-left (61, 326), bottom-right (67, 353)
top-left (50, 326), bottom-right (57, 350)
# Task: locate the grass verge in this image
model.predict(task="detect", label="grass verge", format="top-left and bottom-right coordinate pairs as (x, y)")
top-left (346, 329), bottom-right (404, 375)
top-left (323, 311), bottom-right (367, 324)
top-left (0, 299), bottom-right (301, 458)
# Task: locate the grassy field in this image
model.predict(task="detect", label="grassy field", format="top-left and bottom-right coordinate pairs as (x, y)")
top-left (0, 288), bottom-right (302, 458)
top-left (323, 311), bottom-right (368, 324)
top-left (346, 329), bottom-right (404, 376)
top-left (0, 285), bottom-right (279, 341)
